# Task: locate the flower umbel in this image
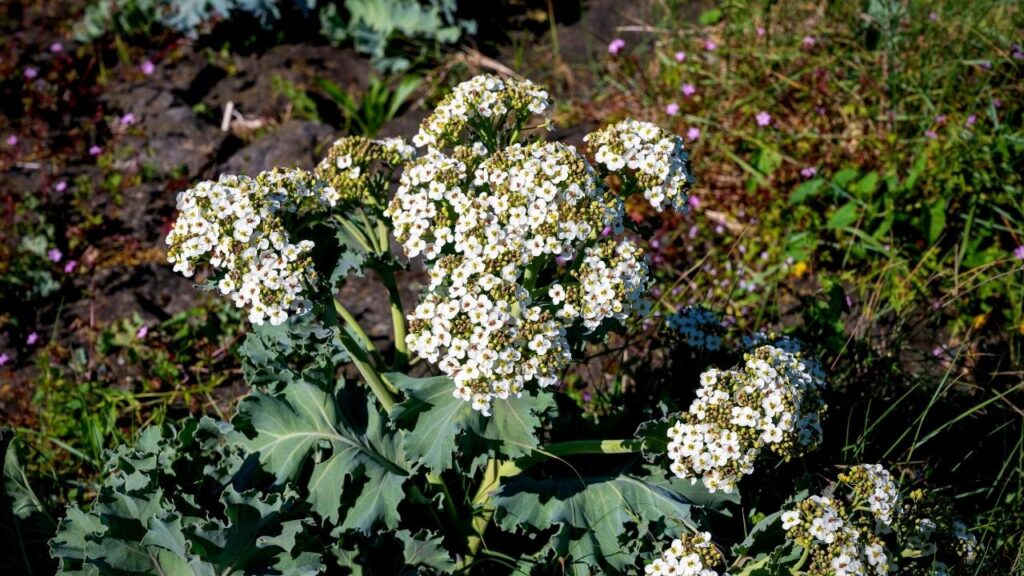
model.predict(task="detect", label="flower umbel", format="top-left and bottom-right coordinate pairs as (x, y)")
top-left (667, 345), bottom-right (827, 492)
top-left (166, 169), bottom-right (332, 325)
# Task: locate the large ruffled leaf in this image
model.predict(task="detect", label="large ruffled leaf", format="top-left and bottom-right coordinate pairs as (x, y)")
top-left (239, 315), bottom-right (347, 392)
top-left (237, 376), bottom-right (410, 532)
top-left (492, 462), bottom-right (736, 572)
top-left (390, 373), bottom-right (556, 472)
top-left (50, 420), bottom-right (320, 575)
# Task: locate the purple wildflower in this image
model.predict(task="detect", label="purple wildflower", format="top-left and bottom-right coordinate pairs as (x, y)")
top-left (674, 51), bottom-right (686, 62)
top-left (120, 113), bottom-right (136, 126)
top-left (800, 166), bottom-right (817, 179)
top-left (89, 145), bottom-right (102, 156)
top-left (665, 102), bottom-right (680, 116)
top-left (925, 130), bottom-right (938, 140)
top-left (686, 127), bottom-right (701, 141)
top-left (50, 42), bottom-right (62, 53)
top-left (136, 325), bottom-right (149, 339)
top-left (755, 111), bottom-right (772, 126)
top-left (608, 38), bottom-right (626, 55)
top-left (1014, 245), bottom-right (1024, 260)
top-left (704, 40), bottom-right (717, 51)
top-left (26, 332), bottom-right (39, 346)
top-left (47, 248), bottom-right (63, 262)
top-left (5, 134), bottom-right (17, 147)
top-left (140, 60), bottom-right (155, 75)
top-left (24, 67), bottom-right (38, 80)
top-left (681, 83), bottom-right (696, 97)
top-left (54, 180), bottom-right (67, 192)
top-left (802, 36), bottom-right (816, 48)
top-left (966, 114), bottom-right (977, 127)
top-left (64, 260), bottom-right (77, 274)
top-left (0, 353), bottom-right (8, 366)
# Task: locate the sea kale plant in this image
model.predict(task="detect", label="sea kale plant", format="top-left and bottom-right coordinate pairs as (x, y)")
top-left (49, 74), bottom-right (978, 574)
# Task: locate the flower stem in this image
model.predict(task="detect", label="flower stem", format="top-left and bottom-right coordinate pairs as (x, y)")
top-left (330, 297), bottom-right (396, 412)
top-left (376, 267), bottom-right (409, 369)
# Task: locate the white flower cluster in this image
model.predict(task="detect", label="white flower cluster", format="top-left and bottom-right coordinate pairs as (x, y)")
top-left (585, 119), bottom-right (694, 213)
top-left (387, 139), bottom-right (653, 414)
top-left (412, 74), bottom-right (551, 149)
top-left (644, 532), bottom-right (725, 576)
top-left (666, 306), bottom-right (725, 351)
top-left (166, 169), bottom-right (331, 325)
top-left (315, 136), bottom-right (416, 208)
top-left (667, 345), bottom-right (827, 492)
top-left (840, 464), bottom-right (901, 526)
top-left (782, 492), bottom-right (893, 576)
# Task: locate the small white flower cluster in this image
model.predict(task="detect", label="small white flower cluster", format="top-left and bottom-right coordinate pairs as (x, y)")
top-left (412, 74), bottom-right (551, 149)
top-left (315, 136), bottom-right (416, 208)
top-left (666, 305), bottom-right (725, 351)
top-left (782, 464), bottom-right (980, 576)
top-left (644, 532), bottom-right (725, 576)
top-left (585, 119), bottom-right (695, 213)
top-left (840, 464), bottom-right (901, 526)
top-left (388, 140), bottom-right (652, 414)
top-left (166, 169), bottom-right (329, 325)
top-left (782, 491), bottom-right (893, 576)
top-left (667, 345), bottom-right (827, 493)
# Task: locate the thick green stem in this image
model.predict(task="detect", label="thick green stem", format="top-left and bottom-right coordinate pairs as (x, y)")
top-left (377, 267), bottom-right (409, 369)
top-left (330, 298), bottom-right (396, 412)
top-left (462, 459), bottom-right (503, 567)
top-left (333, 299), bottom-right (379, 362)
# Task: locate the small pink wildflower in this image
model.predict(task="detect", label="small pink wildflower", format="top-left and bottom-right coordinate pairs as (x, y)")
top-left (0, 353), bottom-right (8, 366)
top-left (674, 51), bottom-right (686, 62)
top-left (681, 83), bottom-right (696, 97)
top-left (608, 38), bottom-right (626, 55)
top-left (703, 40), bottom-right (717, 51)
top-left (665, 102), bottom-right (680, 116)
top-left (755, 111), bottom-right (772, 126)
top-left (140, 60), bottom-right (155, 75)
top-left (802, 36), bottom-right (816, 48)
top-left (26, 332), bottom-right (39, 346)
top-left (1014, 245), bottom-right (1024, 260)
top-left (136, 325), bottom-right (149, 339)
top-left (925, 130), bottom-right (938, 140)
top-left (756, 26), bottom-right (766, 37)
top-left (64, 260), bottom-right (77, 274)
top-left (120, 113), bottom-right (136, 126)
top-left (601, 225), bottom-right (612, 237)
top-left (929, 12), bottom-right (939, 21)
top-left (89, 145), bottom-right (102, 156)
top-left (686, 127), bottom-right (701, 141)
top-left (50, 42), bottom-right (63, 53)
top-left (965, 114), bottom-right (977, 127)
top-left (24, 67), bottom-right (38, 80)
top-left (54, 180), bottom-right (67, 192)
top-left (688, 195), bottom-right (700, 209)
top-left (800, 166), bottom-right (817, 178)
top-left (48, 248), bottom-right (63, 262)
top-left (6, 134), bottom-right (17, 147)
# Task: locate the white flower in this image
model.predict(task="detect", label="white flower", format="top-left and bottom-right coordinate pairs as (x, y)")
top-left (585, 119), bottom-right (694, 213)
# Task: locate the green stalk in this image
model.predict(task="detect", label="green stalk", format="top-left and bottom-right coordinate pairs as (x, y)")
top-left (377, 267), bottom-right (410, 369)
top-left (328, 298), bottom-right (396, 412)
top-left (332, 299), bottom-right (383, 367)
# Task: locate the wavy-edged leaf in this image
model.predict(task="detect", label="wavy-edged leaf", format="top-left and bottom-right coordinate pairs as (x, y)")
top-left (237, 378), bottom-right (410, 532)
top-left (389, 373), bottom-right (472, 472)
top-left (493, 463), bottom-right (734, 571)
top-left (50, 420), bottom-right (319, 575)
